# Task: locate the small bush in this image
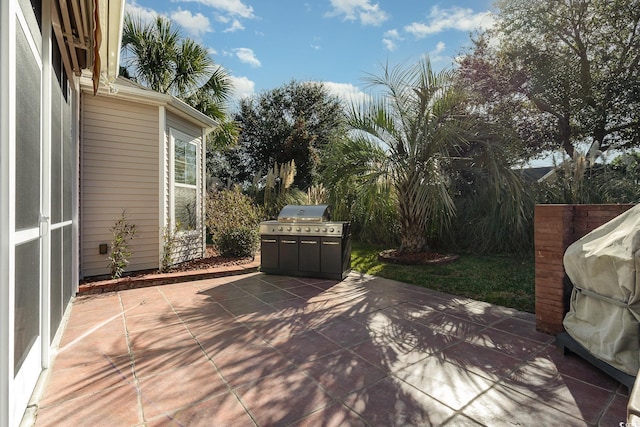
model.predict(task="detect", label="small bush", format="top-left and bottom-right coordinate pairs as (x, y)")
top-left (160, 220), bottom-right (179, 272)
top-left (108, 210), bottom-right (137, 279)
top-left (216, 226), bottom-right (259, 257)
top-left (207, 187), bottom-right (261, 257)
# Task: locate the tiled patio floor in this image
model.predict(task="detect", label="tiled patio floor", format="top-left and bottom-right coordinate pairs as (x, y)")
top-left (31, 272), bottom-right (628, 426)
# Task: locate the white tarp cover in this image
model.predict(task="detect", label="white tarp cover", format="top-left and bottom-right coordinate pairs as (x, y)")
top-left (563, 204), bottom-right (640, 375)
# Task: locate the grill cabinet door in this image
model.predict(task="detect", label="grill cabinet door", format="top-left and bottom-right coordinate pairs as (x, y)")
top-left (299, 237), bottom-right (320, 272)
top-left (279, 237), bottom-right (298, 272)
top-left (321, 237), bottom-right (342, 274)
top-left (260, 236), bottom-right (279, 269)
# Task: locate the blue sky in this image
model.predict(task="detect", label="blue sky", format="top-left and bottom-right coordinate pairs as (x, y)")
top-left (124, 0), bottom-right (497, 107)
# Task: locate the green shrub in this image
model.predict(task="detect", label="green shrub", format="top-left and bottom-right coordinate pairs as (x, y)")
top-left (216, 226), bottom-right (259, 257)
top-left (160, 220), bottom-right (179, 272)
top-left (108, 210), bottom-right (137, 279)
top-left (206, 187), bottom-right (261, 257)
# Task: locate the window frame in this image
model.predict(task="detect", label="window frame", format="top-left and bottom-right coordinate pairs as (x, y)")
top-left (169, 129), bottom-right (200, 232)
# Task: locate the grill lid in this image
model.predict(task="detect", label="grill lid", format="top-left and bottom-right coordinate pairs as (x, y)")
top-left (277, 204), bottom-right (331, 222)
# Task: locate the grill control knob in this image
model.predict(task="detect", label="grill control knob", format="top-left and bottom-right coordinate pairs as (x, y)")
top-left (296, 227), bottom-right (301, 231)
top-left (305, 227), bottom-right (310, 232)
top-left (287, 226), bottom-right (292, 231)
top-left (278, 226), bottom-right (283, 231)
top-left (322, 228), bottom-right (327, 232)
top-left (315, 227), bottom-right (320, 232)
top-left (329, 228), bottom-right (335, 233)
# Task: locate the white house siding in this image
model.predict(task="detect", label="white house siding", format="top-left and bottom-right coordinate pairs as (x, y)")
top-left (165, 113), bottom-right (205, 264)
top-left (80, 95), bottom-right (160, 277)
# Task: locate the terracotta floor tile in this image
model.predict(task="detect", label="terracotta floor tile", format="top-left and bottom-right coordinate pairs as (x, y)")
top-left (260, 276), bottom-right (309, 288)
top-left (300, 349), bottom-right (387, 398)
top-left (342, 377), bottom-right (456, 426)
top-left (127, 323), bottom-right (195, 352)
top-left (439, 340), bottom-right (524, 380)
top-left (132, 346), bottom-right (208, 379)
top-left (527, 344), bottom-right (621, 390)
top-left (393, 357), bottom-right (495, 410)
top-left (146, 392), bottom-right (254, 427)
top-left (236, 280), bottom-right (280, 294)
top-left (55, 324), bottom-right (130, 360)
top-left (34, 383), bottom-right (142, 427)
top-left (287, 284), bottom-right (328, 299)
top-left (490, 316), bottom-right (554, 344)
top-left (40, 354), bottom-right (134, 407)
top-left (441, 414), bottom-right (486, 426)
top-left (600, 393), bottom-right (631, 426)
top-left (316, 318), bottom-right (373, 347)
top-left (293, 402), bottom-right (367, 427)
top-left (275, 330), bottom-right (343, 364)
top-left (267, 297), bottom-right (308, 312)
top-left (501, 363), bottom-right (620, 424)
top-left (293, 309), bottom-right (345, 331)
top-left (194, 325), bottom-right (261, 357)
top-left (219, 296), bottom-right (271, 317)
top-left (409, 308), bottom-right (485, 340)
top-left (202, 285), bottom-right (251, 303)
top-left (462, 327), bottom-right (545, 361)
top-left (138, 361), bottom-right (228, 419)
top-left (235, 369), bottom-right (334, 426)
top-left (212, 344), bottom-right (295, 388)
top-left (123, 312), bottom-right (184, 333)
top-left (443, 301), bottom-right (514, 326)
top-left (461, 383), bottom-right (588, 426)
top-left (254, 288), bottom-right (299, 304)
top-left (348, 339), bottom-right (396, 371)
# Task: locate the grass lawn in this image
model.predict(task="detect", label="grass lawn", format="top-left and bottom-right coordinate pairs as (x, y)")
top-left (351, 242), bottom-right (535, 313)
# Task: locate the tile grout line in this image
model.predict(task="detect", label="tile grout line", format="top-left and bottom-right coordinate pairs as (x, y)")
top-left (155, 286), bottom-right (261, 427)
top-left (117, 291), bottom-right (148, 426)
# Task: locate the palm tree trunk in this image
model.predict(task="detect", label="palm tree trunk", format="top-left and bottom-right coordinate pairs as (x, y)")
top-left (396, 174), bottom-right (429, 253)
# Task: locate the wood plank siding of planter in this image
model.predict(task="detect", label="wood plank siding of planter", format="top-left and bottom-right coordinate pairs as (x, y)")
top-left (81, 95), bottom-right (160, 278)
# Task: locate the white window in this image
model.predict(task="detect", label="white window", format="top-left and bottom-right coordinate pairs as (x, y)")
top-left (171, 130), bottom-right (199, 231)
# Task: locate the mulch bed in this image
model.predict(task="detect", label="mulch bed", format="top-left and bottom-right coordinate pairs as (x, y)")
top-left (378, 249), bottom-right (459, 266)
top-left (81, 246), bottom-right (254, 284)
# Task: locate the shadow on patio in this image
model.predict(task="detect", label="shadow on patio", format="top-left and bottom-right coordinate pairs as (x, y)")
top-left (32, 272), bottom-right (628, 426)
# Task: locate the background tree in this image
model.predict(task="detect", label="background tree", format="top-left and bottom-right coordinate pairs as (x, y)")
top-left (458, 0), bottom-right (640, 162)
top-left (212, 80), bottom-right (345, 189)
top-left (323, 57), bottom-right (526, 253)
top-left (121, 14), bottom-right (238, 148)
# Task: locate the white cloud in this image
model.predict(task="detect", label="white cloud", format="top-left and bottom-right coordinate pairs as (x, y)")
top-left (326, 0), bottom-right (389, 26)
top-left (384, 29), bottom-right (400, 39)
top-left (429, 41), bottom-right (447, 63)
top-left (320, 82), bottom-right (371, 105)
top-left (432, 41), bottom-right (446, 55)
top-left (224, 19), bottom-right (245, 32)
top-left (229, 75), bottom-right (255, 101)
top-left (234, 48), bottom-right (261, 67)
top-left (181, 0), bottom-right (255, 18)
top-left (382, 28), bottom-right (401, 51)
top-left (170, 9), bottom-right (212, 37)
top-left (405, 6), bottom-right (494, 38)
top-left (124, 1), bottom-right (159, 23)
top-left (383, 39), bottom-right (396, 51)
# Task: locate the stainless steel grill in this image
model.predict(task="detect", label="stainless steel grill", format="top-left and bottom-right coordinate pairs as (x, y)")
top-left (259, 205), bottom-right (351, 280)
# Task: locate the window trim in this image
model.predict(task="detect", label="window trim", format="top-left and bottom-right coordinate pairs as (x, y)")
top-left (169, 128), bottom-right (200, 232)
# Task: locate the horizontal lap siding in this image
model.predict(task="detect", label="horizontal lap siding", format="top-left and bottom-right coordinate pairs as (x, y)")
top-left (81, 96), bottom-right (160, 277)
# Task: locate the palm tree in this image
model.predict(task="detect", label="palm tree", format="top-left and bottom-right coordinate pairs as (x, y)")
top-left (120, 14), bottom-right (238, 147)
top-left (323, 57), bottom-right (524, 253)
